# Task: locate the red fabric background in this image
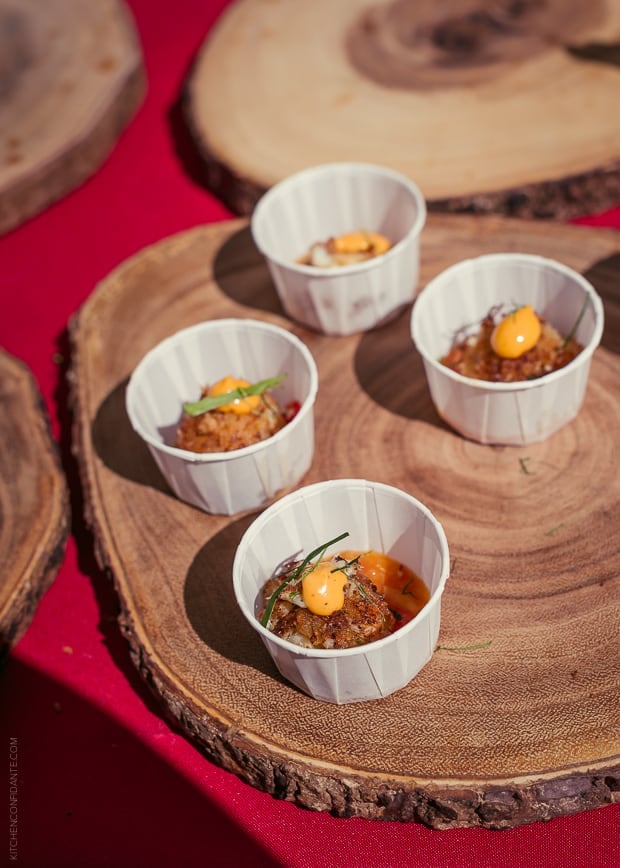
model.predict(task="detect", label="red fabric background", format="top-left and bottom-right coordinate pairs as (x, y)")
top-left (1, 1), bottom-right (618, 866)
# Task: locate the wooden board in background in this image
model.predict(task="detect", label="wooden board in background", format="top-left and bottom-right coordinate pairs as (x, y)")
top-left (70, 214), bottom-right (620, 828)
top-left (0, 349), bottom-right (70, 663)
top-left (0, 0), bottom-right (145, 235)
top-left (184, 0), bottom-right (620, 219)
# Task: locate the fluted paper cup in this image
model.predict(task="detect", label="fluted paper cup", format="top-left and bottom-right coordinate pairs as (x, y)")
top-left (251, 162), bottom-right (427, 336)
top-left (233, 479), bottom-right (450, 704)
top-left (125, 318), bottom-right (318, 515)
top-left (410, 253), bottom-right (604, 445)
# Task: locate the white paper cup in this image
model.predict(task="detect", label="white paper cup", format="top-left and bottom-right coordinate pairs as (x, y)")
top-left (125, 318), bottom-right (318, 515)
top-left (410, 253), bottom-right (604, 445)
top-left (251, 162), bottom-right (427, 336)
top-left (233, 479), bottom-right (450, 704)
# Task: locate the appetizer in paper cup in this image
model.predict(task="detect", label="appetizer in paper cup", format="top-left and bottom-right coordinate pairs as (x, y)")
top-left (251, 162), bottom-right (427, 336)
top-left (125, 318), bottom-right (318, 515)
top-left (233, 479), bottom-right (450, 704)
top-left (410, 253), bottom-right (604, 445)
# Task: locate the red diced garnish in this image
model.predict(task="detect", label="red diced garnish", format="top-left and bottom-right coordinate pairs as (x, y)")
top-left (284, 400), bottom-right (301, 422)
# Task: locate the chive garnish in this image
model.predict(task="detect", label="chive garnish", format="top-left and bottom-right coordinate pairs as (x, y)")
top-left (519, 457), bottom-right (534, 475)
top-left (330, 554), bottom-right (376, 606)
top-left (330, 553), bottom-right (363, 574)
top-left (183, 375), bottom-right (286, 416)
top-left (331, 554), bottom-right (374, 606)
top-left (352, 579), bottom-right (372, 603)
top-left (436, 640), bottom-right (492, 652)
top-left (562, 296), bottom-right (590, 348)
top-left (260, 531), bottom-right (350, 628)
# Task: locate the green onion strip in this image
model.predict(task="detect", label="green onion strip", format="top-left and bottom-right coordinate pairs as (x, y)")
top-left (183, 375), bottom-right (286, 417)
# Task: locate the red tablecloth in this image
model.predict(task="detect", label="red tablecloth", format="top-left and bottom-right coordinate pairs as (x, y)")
top-left (1, 2), bottom-right (618, 866)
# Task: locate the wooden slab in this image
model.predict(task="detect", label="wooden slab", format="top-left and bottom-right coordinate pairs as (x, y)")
top-left (0, 0), bottom-right (145, 235)
top-left (184, 0), bottom-right (620, 218)
top-left (70, 215), bottom-right (620, 829)
top-left (0, 349), bottom-right (70, 663)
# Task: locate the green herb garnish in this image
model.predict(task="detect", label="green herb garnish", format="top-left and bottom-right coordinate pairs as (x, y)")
top-left (260, 531), bottom-right (350, 628)
top-left (330, 553), bottom-right (363, 574)
top-left (331, 554), bottom-right (383, 609)
top-left (436, 640), bottom-right (492, 652)
top-left (401, 579), bottom-right (415, 598)
top-left (519, 457), bottom-right (535, 475)
top-left (562, 296), bottom-right (590, 348)
top-left (352, 579), bottom-right (372, 603)
top-left (183, 375), bottom-right (286, 417)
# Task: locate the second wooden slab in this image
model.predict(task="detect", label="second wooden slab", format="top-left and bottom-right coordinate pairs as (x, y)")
top-left (70, 214), bottom-right (620, 828)
top-left (185, 0), bottom-right (620, 218)
top-left (0, 0), bottom-right (145, 234)
top-left (0, 349), bottom-right (70, 663)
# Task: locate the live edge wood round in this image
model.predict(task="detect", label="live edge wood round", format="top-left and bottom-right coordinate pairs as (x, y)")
top-left (0, 349), bottom-right (70, 664)
top-left (184, 0), bottom-right (620, 219)
top-left (70, 214), bottom-right (620, 829)
top-left (0, 0), bottom-right (145, 235)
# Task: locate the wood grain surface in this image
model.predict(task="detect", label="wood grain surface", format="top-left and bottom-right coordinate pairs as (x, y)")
top-left (70, 214), bottom-right (620, 828)
top-left (0, 0), bottom-right (145, 235)
top-left (0, 349), bottom-right (70, 664)
top-left (183, 0), bottom-right (620, 219)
